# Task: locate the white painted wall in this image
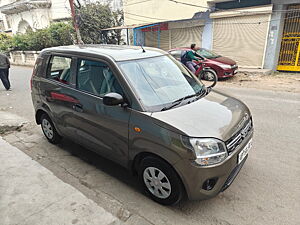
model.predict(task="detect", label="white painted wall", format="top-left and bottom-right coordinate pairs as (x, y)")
top-left (90, 0), bottom-right (123, 11)
top-left (0, 0), bottom-right (123, 34)
top-left (124, 0), bottom-right (208, 25)
top-left (0, 0), bottom-right (70, 33)
top-left (7, 8), bottom-right (51, 33)
top-left (50, 0), bottom-right (71, 21)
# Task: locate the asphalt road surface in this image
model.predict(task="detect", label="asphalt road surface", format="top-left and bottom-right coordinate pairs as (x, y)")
top-left (0, 66), bottom-right (299, 225)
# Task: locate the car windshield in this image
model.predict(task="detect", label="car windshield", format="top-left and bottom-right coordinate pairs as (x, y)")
top-left (197, 48), bottom-right (220, 59)
top-left (118, 55), bottom-right (204, 111)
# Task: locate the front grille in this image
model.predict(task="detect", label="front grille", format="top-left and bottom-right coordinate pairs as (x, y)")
top-left (226, 119), bottom-right (253, 154)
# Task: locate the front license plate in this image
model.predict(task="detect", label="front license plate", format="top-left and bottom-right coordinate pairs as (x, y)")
top-left (238, 139), bottom-right (252, 164)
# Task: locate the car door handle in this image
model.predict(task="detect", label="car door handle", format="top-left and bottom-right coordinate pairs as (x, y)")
top-left (73, 104), bottom-right (83, 113)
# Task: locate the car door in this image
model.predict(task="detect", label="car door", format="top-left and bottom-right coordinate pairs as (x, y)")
top-left (67, 57), bottom-right (131, 167)
top-left (39, 54), bottom-right (79, 137)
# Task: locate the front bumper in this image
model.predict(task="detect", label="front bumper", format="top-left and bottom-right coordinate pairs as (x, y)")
top-left (221, 154), bottom-right (247, 192)
top-left (173, 131), bottom-right (253, 200)
top-left (218, 67), bottom-right (238, 78)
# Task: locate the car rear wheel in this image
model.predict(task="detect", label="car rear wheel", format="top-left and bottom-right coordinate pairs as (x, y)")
top-left (138, 156), bottom-right (184, 205)
top-left (41, 114), bottom-right (62, 144)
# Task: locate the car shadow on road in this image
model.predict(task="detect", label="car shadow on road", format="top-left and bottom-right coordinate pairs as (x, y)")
top-left (55, 139), bottom-right (220, 210)
top-left (56, 137), bottom-right (142, 192)
top-left (55, 137), bottom-right (219, 211)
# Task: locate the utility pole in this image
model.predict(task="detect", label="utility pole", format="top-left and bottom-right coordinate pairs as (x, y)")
top-left (68, 0), bottom-right (83, 44)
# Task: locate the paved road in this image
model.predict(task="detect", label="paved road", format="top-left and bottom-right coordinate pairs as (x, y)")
top-left (0, 66), bottom-right (299, 225)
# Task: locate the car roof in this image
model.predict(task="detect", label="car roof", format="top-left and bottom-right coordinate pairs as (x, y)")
top-left (41, 45), bottom-right (168, 62)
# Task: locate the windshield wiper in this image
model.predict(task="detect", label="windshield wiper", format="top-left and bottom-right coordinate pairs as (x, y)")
top-left (161, 88), bottom-right (206, 111)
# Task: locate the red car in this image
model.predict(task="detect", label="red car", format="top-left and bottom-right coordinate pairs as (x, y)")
top-left (169, 47), bottom-right (238, 79)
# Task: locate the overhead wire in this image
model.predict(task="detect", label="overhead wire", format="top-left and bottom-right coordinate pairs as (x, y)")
top-left (54, 2), bottom-right (300, 27)
top-left (167, 0), bottom-right (210, 9)
top-left (125, 0), bottom-right (153, 6)
top-left (124, 12), bottom-right (170, 21)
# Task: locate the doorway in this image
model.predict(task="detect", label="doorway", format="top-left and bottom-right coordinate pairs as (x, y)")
top-left (277, 5), bottom-right (300, 72)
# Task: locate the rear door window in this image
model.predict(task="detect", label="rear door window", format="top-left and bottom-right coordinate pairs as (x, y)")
top-left (76, 59), bottom-right (123, 97)
top-left (47, 56), bottom-right (72, 85)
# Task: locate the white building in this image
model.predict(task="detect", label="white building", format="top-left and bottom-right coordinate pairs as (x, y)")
top-left (0, 0), bottom-right (70, 34)
top-left (102, 0), bottom-right (123, 11)
top-left (0, 0), bottom-right (123, 34)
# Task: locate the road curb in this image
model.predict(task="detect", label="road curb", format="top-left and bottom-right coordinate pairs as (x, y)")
top-left (0, 136), bottom-right (120, 225)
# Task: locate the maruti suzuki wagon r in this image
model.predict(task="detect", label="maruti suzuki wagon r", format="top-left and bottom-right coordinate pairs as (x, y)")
top-left (31, 45), bottom-right (253, 205)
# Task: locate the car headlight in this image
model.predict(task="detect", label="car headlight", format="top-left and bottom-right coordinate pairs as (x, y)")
top-left (219, 64), bottom-right (232, 69)
top-left (182, 137), bottom-right (228, 166)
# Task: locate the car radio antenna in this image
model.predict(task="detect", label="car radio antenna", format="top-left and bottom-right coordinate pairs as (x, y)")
top-left (141, 45), bottom-right (146, 53)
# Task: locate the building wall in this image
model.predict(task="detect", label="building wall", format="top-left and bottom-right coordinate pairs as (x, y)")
top-left (200, 12), bottom-right (213, 50)
top-left (263, 4), bottom-right (286, 70)
top-left (272, 0), bottom-right (300, 4)
top-left (124, 0), bottom-right (208, 25)
top-left (0, 0), bottom-right (70, 34)
top-left (210, 5), bottom-right (272, 68)
top-left (0, 0), bottom-right (14, 30)
top-left (214, 0), bottom-right (271, 10)
top-left (8, 8), bottom-right (51, 34)
top-left (50, 0), bottom-right (71, 21)
top-left (101, 0), bottom-right (123, 11)
top-left (0, 0), bottom-right (123, 34)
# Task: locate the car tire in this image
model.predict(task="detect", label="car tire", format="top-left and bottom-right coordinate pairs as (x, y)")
top-left (138, 156), bottom-right (184, 205)
top-left (202, 69), bottom-right (218, 81)
top-left (40, 114), bottom-right (62, 144)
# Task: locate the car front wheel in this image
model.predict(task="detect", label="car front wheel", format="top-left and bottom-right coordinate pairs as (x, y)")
top-left (138, 156), bottom-right (184, 205)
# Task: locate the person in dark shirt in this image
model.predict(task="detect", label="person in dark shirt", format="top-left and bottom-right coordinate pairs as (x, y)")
top-left (0, 53), bottom-right (11, 90)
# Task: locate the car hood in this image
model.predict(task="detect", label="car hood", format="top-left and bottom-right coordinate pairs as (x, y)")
top-left (211, 56), bottom-right (236, 66)
top-left (151, 90), bottom-right (250, 141)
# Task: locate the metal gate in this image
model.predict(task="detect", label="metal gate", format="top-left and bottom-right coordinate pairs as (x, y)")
top-left (277, 5), bottom-right (300, 72)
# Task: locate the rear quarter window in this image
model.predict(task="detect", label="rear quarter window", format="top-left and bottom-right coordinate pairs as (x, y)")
top-left (32, 57), bottom-right (43, 77)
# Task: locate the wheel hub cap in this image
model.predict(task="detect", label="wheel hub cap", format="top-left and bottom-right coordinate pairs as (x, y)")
top-left (42, 119), bottom-right (54, 139)
top-left (143, 167), bottom-right (171, 199)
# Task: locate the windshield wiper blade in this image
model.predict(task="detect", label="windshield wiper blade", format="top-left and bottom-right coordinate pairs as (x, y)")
top-left (161, 89), bottom-right (204, 111)
top-left (161, 101), bottom-right (181, 111)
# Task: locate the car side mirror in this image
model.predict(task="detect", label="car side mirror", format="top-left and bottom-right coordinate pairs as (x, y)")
top-left (103, 92), bottom-right (124, 106)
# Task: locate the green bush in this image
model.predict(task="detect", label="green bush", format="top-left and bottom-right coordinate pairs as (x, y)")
top-left (48, 22), bottom-right (74, 46)
top-left (2, 22), bottom-right (74, 52)
top-left (0, 33), bottom-right (13, 53)
top-left (26, 29), bottom-right (53, 51)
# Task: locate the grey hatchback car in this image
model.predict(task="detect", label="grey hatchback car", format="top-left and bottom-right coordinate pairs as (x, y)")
top-left (31, 45), bottom-right (253, 205)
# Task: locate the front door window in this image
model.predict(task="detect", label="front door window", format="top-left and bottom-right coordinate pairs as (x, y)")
top-left (76, 59), bottom-right (123, 97)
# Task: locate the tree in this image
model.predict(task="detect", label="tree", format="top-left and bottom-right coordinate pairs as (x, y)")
top-left (110, 10), bottom-right (124, 45)
top-left (77, 2), bottom-right (124, 44)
